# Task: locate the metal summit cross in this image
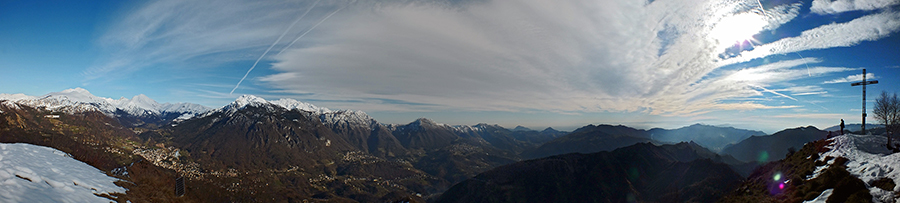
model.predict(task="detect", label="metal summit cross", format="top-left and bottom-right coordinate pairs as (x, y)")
top-left (851, 68), bottom-right (878, 134)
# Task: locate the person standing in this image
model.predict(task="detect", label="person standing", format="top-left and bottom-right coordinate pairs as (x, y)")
top-left (840, 119), bottom-right (845, 135)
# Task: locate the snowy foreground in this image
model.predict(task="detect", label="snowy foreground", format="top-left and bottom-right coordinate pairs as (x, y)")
top-left (0, 143), bottom-right (125, 203)
top-left (805, 134), bottom-right (900, 203)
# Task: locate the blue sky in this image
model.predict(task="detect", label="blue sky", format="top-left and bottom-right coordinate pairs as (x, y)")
top-left (1, 0), bottom-right (898, 133)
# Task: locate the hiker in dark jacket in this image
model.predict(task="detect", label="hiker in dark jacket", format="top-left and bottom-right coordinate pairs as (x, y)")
top-left (840, 119), bottom-right (845, 135)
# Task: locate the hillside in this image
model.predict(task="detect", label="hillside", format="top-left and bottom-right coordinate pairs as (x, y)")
top-left (720, 134), bottom-right (899, 202)
top-left (520, 124), bottom-right (652, 159)
top-left (8, 88), bottom-right (866, 202)
top-left (437, 142), bottom-right (744, 203)
top-left (0, 143), bottom-right (125, 203)
top-left (1, 90), bottom-right (534, 201)
top-left (721, 126), bottom-right (826, 163)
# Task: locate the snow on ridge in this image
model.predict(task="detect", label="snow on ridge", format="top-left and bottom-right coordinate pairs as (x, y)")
top-left (1, 88), bottom-right (211, 118)
top-left (231, 95), bottom-right (268, 108)
top-left (0, 143), bottom-right (125, 203)
top-left (113, 94), bottom-right (162, 116)
top-left (217, 95), bottom-right (380, 129)
top-left (220, 95), bottom-right (332, 113)
top-left (802, 188), bottom-right (833, 203)
top-left (270, 98), bottom-right (331, 114)
top-left (812, 134), bottom-right (900, 202)
top-left (319, 109), bottom-right (378, 129)
top-left (0, 93), bottom-right (37, 102)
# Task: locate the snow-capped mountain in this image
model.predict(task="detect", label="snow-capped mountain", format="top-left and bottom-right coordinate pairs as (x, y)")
top-left (0, 88), bottom-right (211, 123)
top-left (219, 95), bottom-right (328, 113)
top-left (215, 95), bottom-right (373, 127)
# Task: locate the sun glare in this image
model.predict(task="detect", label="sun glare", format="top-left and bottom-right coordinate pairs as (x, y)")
top-left (710, 13), bottom-right (767, 49)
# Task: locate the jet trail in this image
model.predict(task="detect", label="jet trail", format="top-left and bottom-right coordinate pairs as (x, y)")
top-left (276, 6), bottom-right (344, 56)
top-left (230, 1), bottom-right (320, 94)
top-left (751, 84), bottom-right (797, 101)
top-left (756, 0), bottom-right (769, 18)
top-left (797, 53), bottom-right (811, 77)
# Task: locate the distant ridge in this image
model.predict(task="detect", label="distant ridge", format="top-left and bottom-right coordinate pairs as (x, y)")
top-left (438, 142), bottom-right (744, 203)
top-left (522, 123), bottom-right (764, 159)
top-left (823, 123), bottom-right (884, 132)
top-left (1, 88), bottom-right (210, 127)
top-left (721, 126), bottom-right (826, 163)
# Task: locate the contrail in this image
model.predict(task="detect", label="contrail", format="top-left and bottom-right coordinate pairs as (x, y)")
top-left (754, 0), bottom-right (811, 78)
top-left (752, 84), bottom-right (831, 110)
top-left (230, 1), bottom-right (320, 94)
top-left (796, 52), bottom-right (811, 77)
top-left (751, 84), bottom-right (797, 101)
top-left (756, 0), bottom-right (769, 18)
top-left (276, 6), bottom-right (344, 56)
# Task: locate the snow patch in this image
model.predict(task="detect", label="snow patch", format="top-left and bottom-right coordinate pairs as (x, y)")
top-left (802, 188), bottom-right (833, 203)
top-left (813, 134), bottom-right (900, 202)
top-left (0, 143), bottom-right (125, 203)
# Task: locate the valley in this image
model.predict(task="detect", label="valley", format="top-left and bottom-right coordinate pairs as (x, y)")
top-left (1, 88), bottom-right (898, 202)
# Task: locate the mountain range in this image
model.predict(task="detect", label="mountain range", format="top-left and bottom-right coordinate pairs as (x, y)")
top-left (0, 88), bottom-right (565, 201)
top-left (2, 88), bottom-right (869, 202)
top-left (0, 88), bottom-right (210, 127)
top-left (521, 123), bottom-right (765, 159)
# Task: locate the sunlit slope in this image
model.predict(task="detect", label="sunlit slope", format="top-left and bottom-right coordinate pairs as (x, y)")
top-left (0, 143), bottom-right (124, 203)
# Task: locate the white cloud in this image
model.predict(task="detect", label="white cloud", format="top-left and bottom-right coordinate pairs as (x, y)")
top-left (260, 0), bottom-right (817, 114)
top-left (94, 0), bottom-right (877, 117)
top-left (823, 73), bottom-right (877, 84)
top-left (810, 0), bottom-right (900, 14)
top-left (86, 0), bottom-right (342, 79)
top-left (773, 85), bottom-right (831, 96)
top-left (722, 11), bottom-right (900, 66)
top-left (772, 113), bottom-right (852, 118)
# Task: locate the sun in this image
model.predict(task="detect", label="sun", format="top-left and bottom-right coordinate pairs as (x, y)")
top-left (709, 13), bottom-right (768, 49)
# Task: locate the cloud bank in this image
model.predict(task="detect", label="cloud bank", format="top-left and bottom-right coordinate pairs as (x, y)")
top-left (810, 0), bottom-right (900, 14)
top-left (823, 73), bottom-right (878, 84)
top-left (94, 0), bottom-right (899, 116)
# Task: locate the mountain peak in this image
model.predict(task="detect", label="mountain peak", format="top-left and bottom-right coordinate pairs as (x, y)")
top-left (59, 87), bottom-right (91, 95)
top-left (127, 94), bottom-right (160, 108)
top-left (233, 95), bottom-right (267, 106)
top-left (269, 98), bottom-right (330, 113)
top-left (512, 126), bottom-right (532, 131)
top-left (410, 118), bottom-right (440, 127)
top-left (131, 94), bottom-right (154, 102)
top-left (45, 87), bottom-right (106, 103)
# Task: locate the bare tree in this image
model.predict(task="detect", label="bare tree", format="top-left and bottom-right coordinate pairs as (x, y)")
top-left (873, 91), bottom-right (900, 151)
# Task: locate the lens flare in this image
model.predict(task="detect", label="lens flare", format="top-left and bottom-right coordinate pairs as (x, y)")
top-left (757, 151), bottom-right (769, 163)
top-left (773, 172), bottom-right (782, 181)
top-left (778, 183), bottom-right (785, 190)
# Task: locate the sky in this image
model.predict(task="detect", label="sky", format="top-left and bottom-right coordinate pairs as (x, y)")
top-left (1, 0), bottom-right (899, 133)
